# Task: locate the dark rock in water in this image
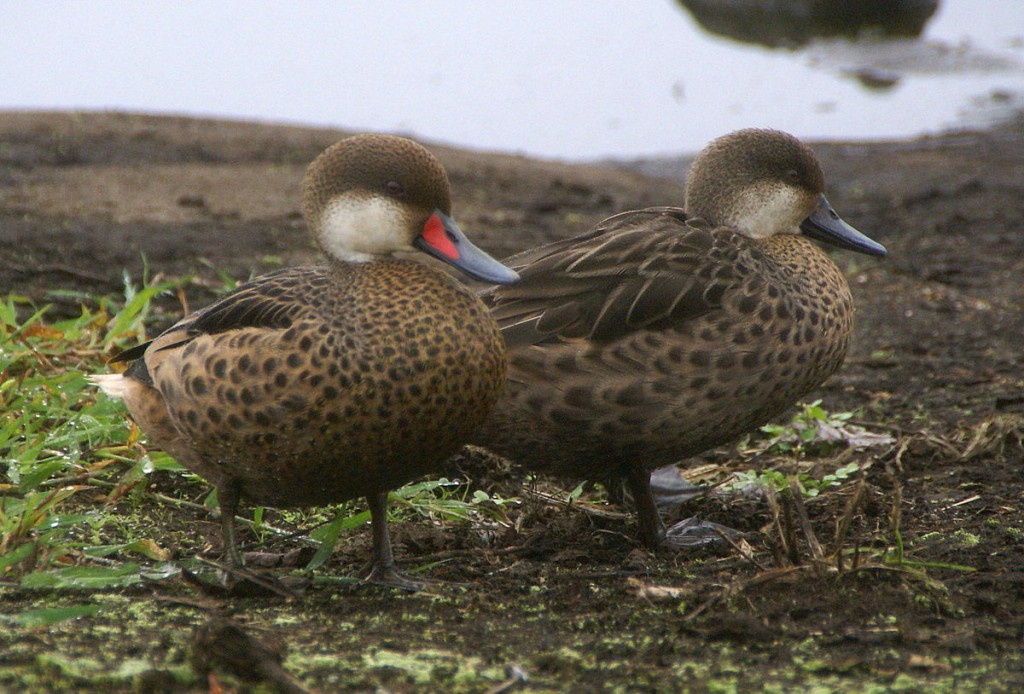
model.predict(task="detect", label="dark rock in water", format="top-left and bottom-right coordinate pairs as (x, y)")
top-left (677, 0), bottom-right (940, 49)
top-left (842, 66), bottom-right (902, 90)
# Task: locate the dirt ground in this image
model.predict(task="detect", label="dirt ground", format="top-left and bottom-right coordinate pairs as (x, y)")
top-left (1, 111), bottom-right (1023, 692)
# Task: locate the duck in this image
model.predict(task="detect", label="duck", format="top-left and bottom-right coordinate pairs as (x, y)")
top-left (91, 133), bottom-right (519, 589)
top-left (473, 128), bottom-right (886, 549)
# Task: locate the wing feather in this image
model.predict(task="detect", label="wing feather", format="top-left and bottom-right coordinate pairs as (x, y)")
top-left (110, 267), bottom-right (329, 380)
top-left (485, 207), bottom-right (748, 346)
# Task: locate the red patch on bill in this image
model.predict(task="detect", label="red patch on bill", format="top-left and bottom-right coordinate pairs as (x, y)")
top-left (421, 214), bottom-right (459, 259)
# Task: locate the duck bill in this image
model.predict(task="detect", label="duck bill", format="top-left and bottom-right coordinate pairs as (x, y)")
top-left (414, 210), bottom-right (520, 284)
top-left (800, 194), bottom-right (887, 257)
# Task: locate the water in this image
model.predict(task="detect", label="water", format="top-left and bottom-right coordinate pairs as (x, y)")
top-left (2, 0), bottom-right (1022, 159)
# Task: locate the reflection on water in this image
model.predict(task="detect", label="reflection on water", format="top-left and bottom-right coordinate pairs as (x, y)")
top-left (1, 1), bottom-right (1022, 159)
top-left (676, 0), bottom-right (939, 48)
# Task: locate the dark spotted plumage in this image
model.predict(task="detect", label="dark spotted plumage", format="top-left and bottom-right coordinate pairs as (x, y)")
top-left (474, 129), bottom-right (886, 548)
top-left (133, 262), bottom-right (504, 508)
top-left (93, 134), bottom-right (517, 589)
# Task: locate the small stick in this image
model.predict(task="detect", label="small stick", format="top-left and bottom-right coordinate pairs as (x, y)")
top-left (789, 478), bottom-right (824, 562)
top-left (833, 477), bottom-right (867, 572)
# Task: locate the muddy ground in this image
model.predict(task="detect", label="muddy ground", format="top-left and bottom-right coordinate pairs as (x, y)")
top-left (1, 111), bottom-right (1023, 691)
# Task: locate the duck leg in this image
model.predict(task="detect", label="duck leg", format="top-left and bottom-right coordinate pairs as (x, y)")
top-left (217, 478), bottom-right (245, 567)
top-left (206, 478), bottom-right (304, 597)
top-left (362, 492), bottom-right (426, 591)
top-left (625, 465), bottom-right (667, 549)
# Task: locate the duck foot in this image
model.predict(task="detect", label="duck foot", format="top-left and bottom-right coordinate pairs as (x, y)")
top-left (626, 467), bottom-right (743, 550)
top-left (359, 491), bottom-right (448, 592)
top-left (361, 562), bottom-right (431, 592)
top-left (185, 557), bottom-right (307, 598)
top-left (649, 465), bottom-right (705, 511)
top-left (662, 516), bottom-right (743, 550)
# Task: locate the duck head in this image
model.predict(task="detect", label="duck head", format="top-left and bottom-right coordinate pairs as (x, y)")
top-left (301, 133), bottom-right (519, 283)
top-left (684, 129), bottom-right (886, 257)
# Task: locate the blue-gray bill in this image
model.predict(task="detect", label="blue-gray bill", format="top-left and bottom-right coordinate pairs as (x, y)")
top-left (415, 210), bottom-right (520, 284)
top-left (800, 194), bottom-right (887, 257)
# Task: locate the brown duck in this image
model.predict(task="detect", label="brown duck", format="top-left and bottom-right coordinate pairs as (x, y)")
top-left (474, 129), bottom-right (886, 548)
top-left (92, 133), bottom-right (518, 589)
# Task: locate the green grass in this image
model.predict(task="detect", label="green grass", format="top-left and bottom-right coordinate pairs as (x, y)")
top-left (0, 275), bottom-right (179, 586)
top-left (726, 461), bottom-right (862, 498)
top-left (0, 273), bottom-right (517, 600)
top-left (758, 399), bottom-right (857, 457)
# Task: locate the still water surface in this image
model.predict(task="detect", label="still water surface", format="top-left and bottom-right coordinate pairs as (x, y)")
top-left (3, 1), bottom-right (1022, 158)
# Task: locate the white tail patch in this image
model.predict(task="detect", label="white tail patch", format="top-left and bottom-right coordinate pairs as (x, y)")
top-left (88, 373), bottom-right (128, 400)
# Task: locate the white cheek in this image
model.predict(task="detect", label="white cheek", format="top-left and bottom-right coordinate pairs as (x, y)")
top-left (733, 186), bottom-right (805, 238)
top-left (318, 195), bottom-right (413, 262)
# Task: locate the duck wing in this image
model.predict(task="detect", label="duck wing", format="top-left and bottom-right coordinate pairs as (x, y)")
top-left (113, 267), bottom-right (329, 385)
top-left (486, 207), bottom-right (744, 346)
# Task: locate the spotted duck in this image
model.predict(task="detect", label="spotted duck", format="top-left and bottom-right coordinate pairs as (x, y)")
top-left (92, 133), bottom-right (519, 589)
top-left (474, 128), bottom-right (886, 548)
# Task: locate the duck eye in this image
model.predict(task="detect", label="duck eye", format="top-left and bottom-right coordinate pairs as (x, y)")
top-left (785, 169), bottom-right (800, 181)
top-left (384, 180), bottom-right (405, 197)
